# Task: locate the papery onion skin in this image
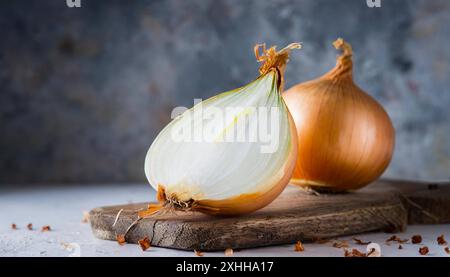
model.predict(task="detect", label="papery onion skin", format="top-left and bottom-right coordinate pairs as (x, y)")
top-left (283, 38), bottom-right (395, 191)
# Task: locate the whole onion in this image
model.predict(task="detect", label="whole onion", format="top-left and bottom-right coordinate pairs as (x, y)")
top-left (283, 38), bottom-right (395, 191)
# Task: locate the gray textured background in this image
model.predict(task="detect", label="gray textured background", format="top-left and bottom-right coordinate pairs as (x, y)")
top-left (0, 0), bottom-right (449, 184)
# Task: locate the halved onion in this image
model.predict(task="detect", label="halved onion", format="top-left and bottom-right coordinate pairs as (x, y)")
top-left (143, 43), bottom-right (300, 216)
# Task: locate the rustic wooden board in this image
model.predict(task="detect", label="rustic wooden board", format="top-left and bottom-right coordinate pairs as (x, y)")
top-left (380, 179), bottom-right (450, 224)
top-left (89, 179), bottom-right (450, 251)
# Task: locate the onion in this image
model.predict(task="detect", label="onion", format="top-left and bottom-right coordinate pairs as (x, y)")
top-left (283, 38), bottom-right (395, 191)
top-left (142, 43), bottom-right (301, 216)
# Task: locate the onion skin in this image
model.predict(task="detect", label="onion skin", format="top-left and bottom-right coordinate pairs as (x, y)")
top-left (283, 38), bottom-right (395, 191)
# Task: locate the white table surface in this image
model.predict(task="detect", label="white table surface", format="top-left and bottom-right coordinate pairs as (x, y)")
top-left (0, 183), bottom-right (449, 257)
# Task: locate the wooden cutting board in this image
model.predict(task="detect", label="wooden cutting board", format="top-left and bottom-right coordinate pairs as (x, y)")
top-left (89, 179), bottom-right (450, 251)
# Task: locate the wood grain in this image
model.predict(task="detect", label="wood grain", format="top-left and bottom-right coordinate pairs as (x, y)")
top-left (379, 179), bottom-right (450, 224)
top-left (89, 179), bottom-right (450, 251)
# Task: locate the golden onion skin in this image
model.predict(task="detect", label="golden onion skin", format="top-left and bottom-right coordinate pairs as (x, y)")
top-left (283, 38), bottom-right (395, 191)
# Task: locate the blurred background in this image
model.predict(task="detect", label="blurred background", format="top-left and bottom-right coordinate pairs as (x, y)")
top-left (0, 0), bottom-right (449, 185)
